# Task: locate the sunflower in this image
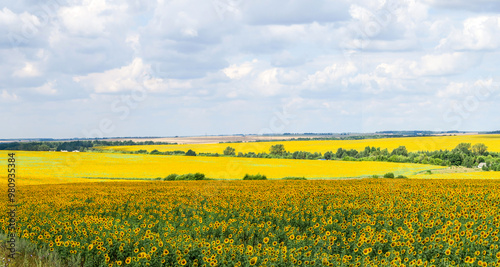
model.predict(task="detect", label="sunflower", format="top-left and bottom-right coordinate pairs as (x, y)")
top-left (249, 257), bottom-right (258, 266)
top-left (263, 237), bottom-right (269, 244)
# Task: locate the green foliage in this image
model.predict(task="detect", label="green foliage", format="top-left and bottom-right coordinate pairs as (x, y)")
top-left (383, 172), bottom-right (395, 178)
top-left (396, 175), bottom-right (408, 178)
top-left (185, 149), bottom-right (197, 156)
top-left (243, 174), bottom-right (267, 180)
top-left (372, 175), bottom-right (379, 178)
top-left (163, 174), bottom-right (179, 181)
top-left (269, 144), bottom-right (286, 156)
top-left (323, 151), bottom-right (334, 160)
top-left (223, 146), bottom-right (236, 156)
top-left (391, 146), bottom-right (408, 156)
top-left (452, 143), bottom-right (472, 155)
top-left (163, 173), bottom-right (205, 181)
top-left (472, 143), bottom-right (488, 155)
top-left (281, 176), bottom-right (307, 180)
top-left (426, 170), bottom-right (432, 175)
top-left (150, 149), bottom-right (162, 155)
top-left (0, 140), bottom-right (176, 151)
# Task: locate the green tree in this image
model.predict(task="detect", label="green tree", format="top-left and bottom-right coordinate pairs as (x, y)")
top-left (185, 149), bottom-right (197, 156)
top-left (269, 144), bottom-right (286, 156)
top-left (324, 151), bottom-right (334, 160)
top-left (223, 146), bottom-right (236, 156)
top-left (336, 148), bottom-right (344, 158)
top-left (453, 143), bottom-right (471, 155)
top-left (472, 143), bottom-right (488, 156)
top-left (391, 146), bottom-right (408, 157)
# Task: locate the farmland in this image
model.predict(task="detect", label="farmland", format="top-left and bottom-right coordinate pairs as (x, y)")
top-left (0, 151), bottom-right (444, 185)
top-left (100, 134), bottom-right (500, 155)
top-left (2, 134), bottom-right (500, 266)
top-left (3, 179), bottom-right (500, 266)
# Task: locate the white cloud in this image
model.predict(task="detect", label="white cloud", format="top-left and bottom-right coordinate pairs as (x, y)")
top-left (4, 0), bottom-right (500, 138)
top-left (0, 90), bottom-right (18, 102)
top-left (33, 81), bottom-right (58, 95)
top-left (437, 78), bottom-right (500, 98)
top-left (416, 52), bottom-right (481, 76)
top-left (438, 16), bottom-right (500, 50)
top-left (74, 58), bottom-right (191, 93)
top-left (437, 81), bottom-right (467, 97)
top-left (304, 62), bottom-right (357, 89)
top-left (58, 0), bottom-right (128, 37)
top-left (375, 52), bottom-right (480, 78)
top-left (13, 62), bottom-right (41, 77)
top-left (0, 7), bottom-right (41, 46)
top-left (223, 60), bottom-right (256, 79)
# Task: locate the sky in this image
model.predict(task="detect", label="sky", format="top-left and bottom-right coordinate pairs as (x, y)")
top-left (2, 0), bottom-right (500, 139)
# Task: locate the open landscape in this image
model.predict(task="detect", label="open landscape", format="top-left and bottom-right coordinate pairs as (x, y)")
top-left (2, 133), bottom-right (500, 266)
top-left (4, 0), bottom-right (500, 266)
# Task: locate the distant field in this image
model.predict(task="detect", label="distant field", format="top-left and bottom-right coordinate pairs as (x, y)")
top-left (104, 134), bottom-right (337, 144)
top-left (101, 134), bottom-right (500, 154)
top-left (412, 171), bottom-right (500, 179)
top-left (0, 151), bottom-right (445, 184)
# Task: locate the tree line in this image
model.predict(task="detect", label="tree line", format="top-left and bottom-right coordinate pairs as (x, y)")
top-left (137, 142), bottom-right (500, 171)
top-left (0, 140), bottom-right (176, 152)
top-left (217, 143), bottom-right (500, 171)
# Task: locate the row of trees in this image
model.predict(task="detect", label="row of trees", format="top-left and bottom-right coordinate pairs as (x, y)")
top-left (0, 140), bottom-right (175, 152)
top-left (214, 143), bottom-right (500, 171)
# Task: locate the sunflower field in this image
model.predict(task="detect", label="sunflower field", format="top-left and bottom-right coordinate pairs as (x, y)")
top-left (100, 134), bottom-right (500, 154)
top-left (2, 179), bottom-right (500, 267)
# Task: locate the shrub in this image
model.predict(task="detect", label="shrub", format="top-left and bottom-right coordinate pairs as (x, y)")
top-left (163, 174), bottom-right (178, 181)
top-left (150, 149), bottom-right (162, 155)
top-left (396, 175), bottom-right (408, 178)
top-left (372, 175), bottom-right (379, 178)
top-left (193, 172), bottom-right (205, 180)
top-left (281, 177), bottom-right (307, 180)
top-left (383, 172), bottom-right (395, 178)
top-left (163, 173), bottom-right (205, 181)
top-left (185, 149), bottom-right (197, 156)
top-left (243, 174), bottom-right (267, 180)
top-left (426, 170), bottom-right (432, 175)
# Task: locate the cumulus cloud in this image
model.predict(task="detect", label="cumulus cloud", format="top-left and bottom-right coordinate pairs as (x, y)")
top-left (438, 16), bottom-right (500, 51)
top-left (32, 80), bottom-right (58, 95)
top-left (0, 90), bottom-right (18, 102)
top-left (223, 60), bottom-right (256, 79)
top-left (304, 62), bottom-right (357, 90)
top-left (74, 58), bottom-right (191, 93)
top-left (13, 62), bottom-right (41, 77)
top-left (0, 7), bottom-right (41, 47)
top-left (3, 0), bottom-right (500, 138)
top-left (375, 52), bottom-right (481, 78)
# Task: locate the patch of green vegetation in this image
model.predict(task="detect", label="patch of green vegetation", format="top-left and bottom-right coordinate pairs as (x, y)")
top-left (281, 176), bottom-right (307, 180)
top-left (243, 174), bottom-right (267, 180)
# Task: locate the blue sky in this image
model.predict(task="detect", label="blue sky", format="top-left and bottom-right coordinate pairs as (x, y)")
top-left (1, 0), bottom-right (500, 138)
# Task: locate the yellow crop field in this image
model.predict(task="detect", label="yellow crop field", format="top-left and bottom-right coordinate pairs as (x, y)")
top-left (412, 171), bottom-right (500, 179)
top-left (0, 151), bottom-right (443, 184)
top-left (3, 179), bottom-right (500, 266)
top-left (101, 134), bottom-right (500, 155)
